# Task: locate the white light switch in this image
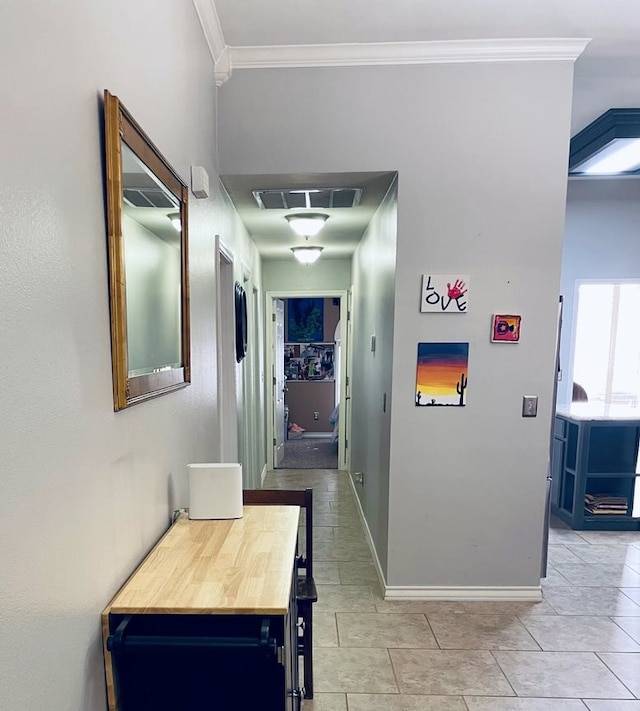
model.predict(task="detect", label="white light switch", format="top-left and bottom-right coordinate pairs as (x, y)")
top-left (522, 395), bottom-right (538, 417)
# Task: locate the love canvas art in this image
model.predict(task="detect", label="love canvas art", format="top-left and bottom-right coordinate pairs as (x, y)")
top-left (420, 274), bottom-right (470, 313)
top-left (415, 342), bottom-right (469, 407)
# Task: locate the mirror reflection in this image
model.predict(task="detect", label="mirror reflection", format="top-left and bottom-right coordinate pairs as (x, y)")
top-left (121, 143), bottom-right (183, 377)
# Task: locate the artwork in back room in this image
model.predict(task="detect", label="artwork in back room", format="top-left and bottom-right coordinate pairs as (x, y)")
top-left (491, 314), bottom-right (522, 343)
top-left (420, 274), bottom-right (470, 313)
top-left (287, 298), bottom-right (324, 342)
top-left (415, 342), bottom-right (469, 407)
top-left (285, 343), bottom-right (334, 381)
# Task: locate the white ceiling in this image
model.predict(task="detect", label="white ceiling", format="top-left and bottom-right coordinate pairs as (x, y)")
top-left (207, 0), bottom-right (640, 261)
top-left (214, 0), bottom-right (640, 52)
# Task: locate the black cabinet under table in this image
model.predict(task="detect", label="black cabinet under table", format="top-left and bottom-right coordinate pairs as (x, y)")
top-left (102, 506), bottom-right (301, 711)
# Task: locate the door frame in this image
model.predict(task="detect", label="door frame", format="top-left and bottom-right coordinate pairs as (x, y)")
top-left (343, 286), bottom-right (353, 473)
top-left (216, 237), bottom-right (238, 463)
top-left (250, 284), bottom-right (265, 485)
top-left (240, 269), bottom-right (263, 489)
top-left (265, 289), bottom-right (350, 472)
top-left (273, 298), bottom-right (286, 468)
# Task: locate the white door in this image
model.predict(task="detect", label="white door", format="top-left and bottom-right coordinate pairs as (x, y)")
top-left (273, 298), bottom-right (286, 467)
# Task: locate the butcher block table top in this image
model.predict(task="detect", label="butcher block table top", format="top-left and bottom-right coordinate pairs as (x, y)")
top-left (104, 505), bottom-right (300, 617)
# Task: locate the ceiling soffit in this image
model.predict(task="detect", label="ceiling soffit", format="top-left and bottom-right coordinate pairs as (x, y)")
top-left (221, 172), bottom-right (396, 260)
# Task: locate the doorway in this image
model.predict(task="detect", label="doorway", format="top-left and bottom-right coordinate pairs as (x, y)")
top-left (281, 296), bottom-right (339, 469)
top-left (266, 290), bottom-right (350, 471)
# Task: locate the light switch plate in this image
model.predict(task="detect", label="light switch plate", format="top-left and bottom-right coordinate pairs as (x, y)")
top-left (522, 395), bottom-right (538, 417)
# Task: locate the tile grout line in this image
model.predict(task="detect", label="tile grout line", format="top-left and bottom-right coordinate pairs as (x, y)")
top-left (489, 648), bottom-right (520, 699)
top-left (384, 645), bottom-right (402, 696)
top-left (595, 650), bottom-right (640, 700)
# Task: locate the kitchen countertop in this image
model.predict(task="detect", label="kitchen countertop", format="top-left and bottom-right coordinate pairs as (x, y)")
top-left (556, 403), bottom-right (640, 421)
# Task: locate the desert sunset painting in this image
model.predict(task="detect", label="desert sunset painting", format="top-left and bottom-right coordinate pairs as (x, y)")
top-left (415, 342), bottom-right (469, 407)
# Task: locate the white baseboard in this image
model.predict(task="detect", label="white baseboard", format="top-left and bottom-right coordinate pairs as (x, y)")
top-left (260, 464), bottom-right (267, 486)
top-left (300, 432), bottom-right (333, 439)
top-left (384, 586), bottom-right (542, 602)
top-left (347, 473), bottom-right (388, 592)
top-left (345, 473), bottom-right (542, 603)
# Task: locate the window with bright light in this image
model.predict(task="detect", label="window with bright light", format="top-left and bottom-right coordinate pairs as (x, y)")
top-left (572, 282), bottom-right (640, 406)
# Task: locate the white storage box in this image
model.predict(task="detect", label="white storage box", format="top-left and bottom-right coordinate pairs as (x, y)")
top-left (187, 463), bottom-right (243, 520)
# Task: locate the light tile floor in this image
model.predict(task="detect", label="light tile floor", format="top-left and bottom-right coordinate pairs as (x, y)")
top-left (263, 468), bottom-right (640, 711)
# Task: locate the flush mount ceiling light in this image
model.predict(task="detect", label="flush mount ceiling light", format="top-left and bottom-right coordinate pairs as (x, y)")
top-left (569, 109), bottom-right (640, 176)
top-left (291, 246), bottom-right (323, 264)
top-left (167, 212), bottom-right (181, 231)
top-left (285, 213), bottom-right (329, 237)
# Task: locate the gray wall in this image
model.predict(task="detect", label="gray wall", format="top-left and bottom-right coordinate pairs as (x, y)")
top-left (0, 1), bottom-right (259, 708)
top-left (558, 179), bottom-right (640, 405)
top-left (219, 60), bottom-right (574, 590)
top-left (384, 64), bottom-right (574, 588)
top-left (350, 178), bottom-right (398, 576)
top-left (262, 257), bottom-right (352, 291)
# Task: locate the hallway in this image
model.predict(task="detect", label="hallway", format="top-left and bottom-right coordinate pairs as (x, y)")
top-left (263, 468), bottom-right (640, 710)
top-left (278, 437), bottom-right (338, 470)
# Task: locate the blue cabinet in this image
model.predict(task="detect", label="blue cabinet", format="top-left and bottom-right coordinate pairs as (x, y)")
top-left (550, 411), bottom-right (640, 530)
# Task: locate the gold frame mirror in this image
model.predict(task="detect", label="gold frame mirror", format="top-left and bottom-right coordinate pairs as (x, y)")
top-left (103, 90), bottom-right (191, 410)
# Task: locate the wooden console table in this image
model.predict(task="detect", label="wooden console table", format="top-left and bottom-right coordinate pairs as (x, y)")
top-left (102, 505), bottom-right (301, 710)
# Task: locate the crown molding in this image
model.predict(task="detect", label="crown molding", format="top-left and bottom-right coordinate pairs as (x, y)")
top-left (190, 8), bottom-right (590, 86)
top-left (229, 38), bottom-right (590, 70)
top-left (229, 38), bottom-right (591, 69)
top-left (214, 46), bottom-right (232, 87)
top-left (192, 0), bottom-right (231, 84)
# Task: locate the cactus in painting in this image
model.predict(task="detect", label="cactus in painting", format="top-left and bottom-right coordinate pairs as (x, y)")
top-left (456, 373), bottom-right (468, 406)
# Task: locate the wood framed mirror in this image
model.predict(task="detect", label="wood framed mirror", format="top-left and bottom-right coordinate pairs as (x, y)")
top-left (103, 90), bottom-right (190, 410)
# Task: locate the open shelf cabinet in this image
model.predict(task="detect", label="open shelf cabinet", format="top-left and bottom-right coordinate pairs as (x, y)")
top-left (550, 412), bottom-right (640, 531)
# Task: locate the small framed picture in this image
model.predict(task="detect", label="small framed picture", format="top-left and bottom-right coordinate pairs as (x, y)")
top-left (491, 314), bottom-right (522, 343)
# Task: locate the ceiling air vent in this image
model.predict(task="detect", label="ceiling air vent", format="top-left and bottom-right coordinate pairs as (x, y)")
top-left (252, 188), bottom-right (362, 210)
top-left (122, 172), bottom-right (179, 209)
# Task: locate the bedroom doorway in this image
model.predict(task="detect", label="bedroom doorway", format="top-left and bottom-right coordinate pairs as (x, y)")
top-left (267, 290), bottom-right (349, 471)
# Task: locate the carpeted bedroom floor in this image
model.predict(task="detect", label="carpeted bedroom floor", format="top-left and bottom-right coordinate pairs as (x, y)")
top-left (278, 437), bottom-right (338, 469)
